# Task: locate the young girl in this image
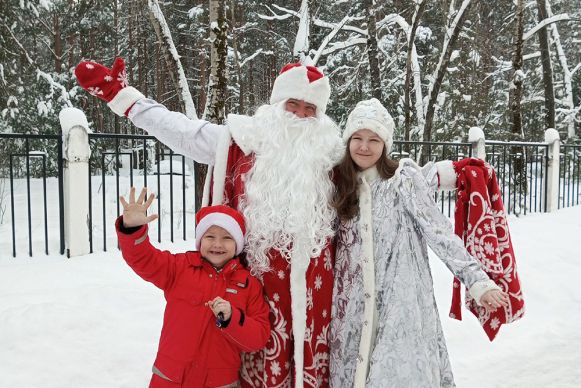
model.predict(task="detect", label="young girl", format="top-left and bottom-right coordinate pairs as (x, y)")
top-left (116, 187), bottom-right (270, 388)
top-left (329, 99), bottom-right (509, 388)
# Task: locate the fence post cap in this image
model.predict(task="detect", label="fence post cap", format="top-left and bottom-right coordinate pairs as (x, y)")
top-left (468, 127), bottom-right (485, 142)
top-left (544, 128), bottom-right (560, 144)
top-left (59, 107), bottom-right (91, 136)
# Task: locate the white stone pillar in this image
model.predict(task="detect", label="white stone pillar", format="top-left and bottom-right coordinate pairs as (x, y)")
top-left (469, 126), bottom-right (486, 160)
top-left (59, 108), bottom-right (92, 257)
top-left (544, 128), bottom-right (561, 212)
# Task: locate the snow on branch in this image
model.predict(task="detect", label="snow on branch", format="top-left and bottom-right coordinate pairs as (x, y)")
top-left (240, 49), bottom-right (273, 67)
top-left (1, 22), bottom-right (34, 65)
top-left (377, 13), bottom-right (425, 129)
top-left (256, 5), bottom-right (293, 21)
top-left (268, 4), bottom-right (366, 35)
top-left (293, 0), bottom-right (310, 61)
top-left (147, 0), bottom-right (197, 120)
top-left (427, 0), bottom-right (472, 102)
top-left (523, 13), bottom-right (569, 41)
top-left (311, 16), bottom-right (366, 35)
top-left (36, 70), bottom-right (71, 105)
top-left (320, 37), bottom-right (367, 57)
top-left (312, 15), bottom-right (352, 65)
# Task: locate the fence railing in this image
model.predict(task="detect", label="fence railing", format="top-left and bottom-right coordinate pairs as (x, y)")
top-left (1, 112), bottom-right (579, 258)
top-left (87, 133), bottom-right (196, 254)
top-left (559, 144), bottom-right (581, 209)
top-left (0, 133), bottom-right (65, 257)
top-left (484, 140), bottom-right (550, 215)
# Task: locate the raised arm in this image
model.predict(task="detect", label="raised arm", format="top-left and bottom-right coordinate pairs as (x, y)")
top-left (75, 57), bottom-right (227, 165)
top-left (116, 187), bottom-right (182, 290)
top-left (399, 166), bottom-right (507, 309)
top-left (127, 98), bottom-right (225, 165)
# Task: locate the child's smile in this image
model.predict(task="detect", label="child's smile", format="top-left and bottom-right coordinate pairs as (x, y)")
top-left (200, 225), bottom-right (237, 269)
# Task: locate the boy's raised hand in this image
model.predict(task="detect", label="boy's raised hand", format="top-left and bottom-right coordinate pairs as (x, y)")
top-left (120, 187), bottom-right (158, 228)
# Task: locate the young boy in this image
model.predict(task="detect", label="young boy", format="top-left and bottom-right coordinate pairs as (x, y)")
top-left (116, 187), bottom-right (271, 388)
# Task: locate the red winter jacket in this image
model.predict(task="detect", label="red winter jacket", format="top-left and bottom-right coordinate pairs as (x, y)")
top-left (115, 217), bottom-right (271, 388)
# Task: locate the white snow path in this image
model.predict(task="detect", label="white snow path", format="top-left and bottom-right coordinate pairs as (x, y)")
top-left (0, 206), bottom-right (580, 387)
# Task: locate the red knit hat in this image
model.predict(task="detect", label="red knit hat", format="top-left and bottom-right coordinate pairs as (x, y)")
top-left (270, 63), bottom-right (331, 114)
top-left (195, 205), bottom-right (246, 255)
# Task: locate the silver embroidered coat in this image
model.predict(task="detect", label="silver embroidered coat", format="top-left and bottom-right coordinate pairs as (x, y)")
top-left (330, 160), bottom-right (494, 388)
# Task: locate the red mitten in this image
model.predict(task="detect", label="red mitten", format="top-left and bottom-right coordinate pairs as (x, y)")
top-left (75, 57), bottom-right (144, 116)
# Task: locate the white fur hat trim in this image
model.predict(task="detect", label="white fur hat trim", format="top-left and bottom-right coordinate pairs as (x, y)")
top-left (269, 65), bottom-right (331, 114)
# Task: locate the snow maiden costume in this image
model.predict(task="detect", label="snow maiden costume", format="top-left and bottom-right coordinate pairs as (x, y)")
top-left (329, 99), bottom-right (501, 388)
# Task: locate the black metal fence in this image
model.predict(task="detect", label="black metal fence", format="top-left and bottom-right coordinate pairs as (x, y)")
top-left (485, 141), bottom-right (550, 215)
top-left (87, 133), bottom-right (197, 254)
top-left (390, 140), bottom-right (552, 217)
top-left (559, 144), bottom-right (581, 209)
top-left (0, 133), bottom-right (65, 257)
top-left (1, 132), bottom-right (580, 258)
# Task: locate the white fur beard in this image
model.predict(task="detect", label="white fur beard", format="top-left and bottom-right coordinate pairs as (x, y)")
top-left (240, 103), bottom-right (343, 275)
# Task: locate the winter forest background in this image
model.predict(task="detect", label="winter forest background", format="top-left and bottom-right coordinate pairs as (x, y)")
top-left (1, 0), bottom-right (579, 140)
top-left (1, 3), bottom-right (581, 386)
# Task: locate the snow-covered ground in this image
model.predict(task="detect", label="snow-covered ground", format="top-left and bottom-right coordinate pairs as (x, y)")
top-left (1, 201), bottom-right (580, 387)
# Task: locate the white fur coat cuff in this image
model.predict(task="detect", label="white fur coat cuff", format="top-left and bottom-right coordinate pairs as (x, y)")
top-left (469, 279), bottom-right (501, 306)
top-left (107, 86), bottom-right (145, 116)
top-left (435, 160), bottom-right (457, 191)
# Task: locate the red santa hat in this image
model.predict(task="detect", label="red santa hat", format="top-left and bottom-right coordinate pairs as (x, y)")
top-left (195, 205), bottom-right (246, 255)
top-left (270, 63), bottom-right (331, 114)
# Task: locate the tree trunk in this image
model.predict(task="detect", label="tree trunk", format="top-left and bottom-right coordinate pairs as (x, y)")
top-left (510, 0), bottom-right (524, 140)
top-left (146, 0), bottom-right (197, 119)
top-left (197, 0), bottom-right (229, 212)
top-left (545, 1), bottom-right (576, 138)
top-left (230, 0), bottom-right (244, 113)
top-left (293, 0), bottom-right (310, 62)
top-left (198, 49), bottom-right (207, 117)
top-left (404, 0), bottom-right (428, 143)
top-left (510, 0), bottom-right (527, 211)
top-left (204, 0), bottom-right (228, 123)
top-left (536, 0), bottom-right (556, 130)
top-left (423, 0), bottom-right (473, 144)
top-left (364, 0), bottom-right (381, 101)
top-left (53, 13), bottom-right (62, 72)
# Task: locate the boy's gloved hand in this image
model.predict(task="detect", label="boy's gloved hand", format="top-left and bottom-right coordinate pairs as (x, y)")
top-left (74, 57), bottom-right (144, 116)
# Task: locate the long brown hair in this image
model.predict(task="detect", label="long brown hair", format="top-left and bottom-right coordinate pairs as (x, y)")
top-left (332, 139), bottom-right (399, 220)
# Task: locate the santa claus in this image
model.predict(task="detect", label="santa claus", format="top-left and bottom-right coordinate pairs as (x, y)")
top-left (75, 59), bottom-right (344, 387)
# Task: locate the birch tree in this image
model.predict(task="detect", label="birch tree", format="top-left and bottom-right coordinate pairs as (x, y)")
top-left (146, 0), bottom-right (197, 120)
top-left (546, 1), bottom-right (578, 139)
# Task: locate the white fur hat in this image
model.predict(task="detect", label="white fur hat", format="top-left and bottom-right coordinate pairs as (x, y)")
top-left (270, 63), bottom-right (331, 114)
top-left (342, 98), bottom-right (395, 153)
